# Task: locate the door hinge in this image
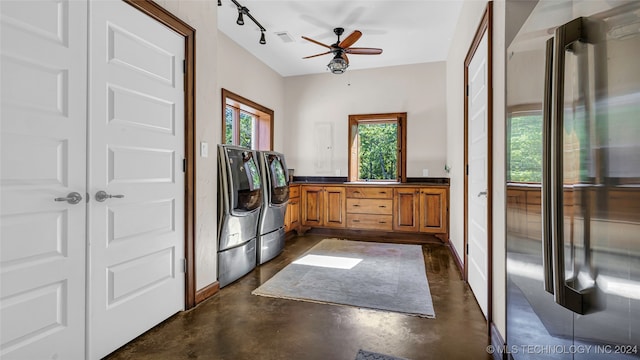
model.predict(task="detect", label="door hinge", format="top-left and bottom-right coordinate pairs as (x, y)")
top-left (466, 84), bottom-right (469, 97)
top-left (466, 164), bottom-right (469, 175)
top-left (466, 243), bottom-right (469, 254)
top-left (182, 258), bottom-right (187, 273)
top-left (183, 59), bottom-right (186, 74)
top-left (183, 158), bottom-right (187, 173)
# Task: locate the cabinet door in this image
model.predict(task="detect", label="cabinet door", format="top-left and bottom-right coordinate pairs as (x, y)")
top-left (419, 188), bottom-right (448, 233)
top-left (324, 186), bottom-right (346, 228)
top-left (284, 202), bottom-right (291, 232)
top-left (289, 198), bottom-right (300, 230)
top-left (301, 186), bottom-right (323, 226)
top-left (393, 188), bottom-right (419, 232)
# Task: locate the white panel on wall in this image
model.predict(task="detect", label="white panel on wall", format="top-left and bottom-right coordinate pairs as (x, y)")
top-left (314, 122), bottom-right (333, 174)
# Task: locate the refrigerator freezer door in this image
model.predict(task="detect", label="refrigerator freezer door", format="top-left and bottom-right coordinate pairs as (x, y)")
top-left (507, 1), bottom-right (640, 359)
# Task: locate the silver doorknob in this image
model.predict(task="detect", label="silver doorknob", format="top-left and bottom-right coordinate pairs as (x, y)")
top-left (54, 192), bottom-right (83, 204)
top-left (477, 191), bottom-right (488, 197)
top-left (95, 190), bottom-right (125, 202)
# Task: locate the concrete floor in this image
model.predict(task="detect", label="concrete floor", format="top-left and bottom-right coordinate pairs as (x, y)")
top-left (105, 234), bottom-right (491, 360)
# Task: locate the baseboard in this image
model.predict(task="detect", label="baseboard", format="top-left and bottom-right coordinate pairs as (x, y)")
top-left (448, 241), bottom-right (464, 279)
top-left (490, 322), bottom-right (508, 360)
top-left (195, 281), bottom-right (220, 304)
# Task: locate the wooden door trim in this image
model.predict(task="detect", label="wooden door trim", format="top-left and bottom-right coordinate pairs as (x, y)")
top-left (463, 1), bottom-right (493, 327)
top-left (123, 0), bottom-right (198, 309)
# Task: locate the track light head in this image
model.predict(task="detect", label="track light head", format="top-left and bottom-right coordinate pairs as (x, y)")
top-left (217, 0), bottom-right (221, 6)
top-left (236, 11), bottom-right (244, 25)
top-left (259, 31), bottom-right (266, 45)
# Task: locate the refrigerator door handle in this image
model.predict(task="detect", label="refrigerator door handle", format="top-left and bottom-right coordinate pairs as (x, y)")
top-left (550, 17), bottom-right (588, 315)
top-left (542, 37), bottom-right (555, 295)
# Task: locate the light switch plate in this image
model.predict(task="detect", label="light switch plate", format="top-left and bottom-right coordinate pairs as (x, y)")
top-left (200, 142), bottom-right (208, 158)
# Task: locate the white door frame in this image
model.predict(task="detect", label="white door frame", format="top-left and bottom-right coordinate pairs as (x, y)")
top-left (464, 2), bottom-right (493, 325)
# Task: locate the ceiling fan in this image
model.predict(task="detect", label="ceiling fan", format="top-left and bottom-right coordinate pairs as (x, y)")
top-left (302, 27), bottom-right (383, 74)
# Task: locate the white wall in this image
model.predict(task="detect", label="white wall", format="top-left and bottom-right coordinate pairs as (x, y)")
top-left (493, 0), bottom-right (507, 343)
top-left (153, 0), bottom-right (219, 290)
top-left (283, 62), bottom-right (448, 178)
top-left (217, 32), bottom-right (287, 152)
top-left (445, 0), bottom-right (489, 268)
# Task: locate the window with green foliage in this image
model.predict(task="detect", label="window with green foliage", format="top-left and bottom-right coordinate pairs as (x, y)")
top-left (222, 89), bottom-right (273, 150)
top-left (348, 113), bottom-right (407, 182)
top-left (358, 123), bottom-right (398, 180)
top-left (225, 105), bottom-right (255, 149)
top-left (507, 112), bottom-right (543, 183)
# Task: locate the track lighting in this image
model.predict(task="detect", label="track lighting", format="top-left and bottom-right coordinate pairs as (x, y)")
top-left (217, 0), bottom-right (221, 6)
top-left (236, 9), bottom-right (244, 25)
top-left (225, 0), bottom-right (267, 45)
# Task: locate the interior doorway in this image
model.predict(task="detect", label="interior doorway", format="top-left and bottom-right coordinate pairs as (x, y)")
top-left (464, 2), bottom-right (493, 321)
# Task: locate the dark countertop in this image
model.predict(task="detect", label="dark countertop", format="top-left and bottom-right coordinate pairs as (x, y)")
top-left (291, 176), bottom-right (449, 186)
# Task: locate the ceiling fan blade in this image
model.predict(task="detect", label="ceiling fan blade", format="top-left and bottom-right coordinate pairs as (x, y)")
top-left (341, 52), bottom-right (349, 64)
top-left (338, 30), bottom-right (362, 48)
top-left (303, 51), bottom-right (332, 59)
top-left (345, 47), bottom-right (383, 55)
top-left (301, 36), bottom-right (332, 49)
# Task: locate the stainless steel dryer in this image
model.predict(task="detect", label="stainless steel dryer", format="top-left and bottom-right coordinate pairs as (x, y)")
top-left (217, 144), bottom-right (262, 287)
top-left (256, 151), bottom-right (289, 265)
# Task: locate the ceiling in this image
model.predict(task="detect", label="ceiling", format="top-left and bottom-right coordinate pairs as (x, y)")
top-left (217, 1), bottom-right (465, 77)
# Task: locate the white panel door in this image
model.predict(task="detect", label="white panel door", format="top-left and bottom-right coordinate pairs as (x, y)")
top-left (87, 1), bottom-right (185, 358)
top-left (0, 1), bottom-right (87, 358)
top-left (467, 31), bottom-right (489, 318)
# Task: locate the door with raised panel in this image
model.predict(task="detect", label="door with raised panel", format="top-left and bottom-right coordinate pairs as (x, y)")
top-left (393, 188), bottom-right (419, 232)
top-left (302, 186), bottom-right (323, 226)
top-left (466, 30), bottom-right (489, 318)
top-left (419, 188), bottom-right (447, 233)
top-left (0, 1), bottom-right (88, 358)
top-left (87, 1), bottom-right (185, 358)
top-left (323, 186), bottom-right (346, 228)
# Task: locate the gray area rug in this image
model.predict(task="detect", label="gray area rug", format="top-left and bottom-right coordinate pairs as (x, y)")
top-left (252, 239), bottom-right (435, 318)
top-left (355, 349), bottom-right (409, 360)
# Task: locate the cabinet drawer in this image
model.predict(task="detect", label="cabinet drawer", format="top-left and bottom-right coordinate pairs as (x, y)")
top-left (346, 199), bottom-right (393, 215)
top-left (346, 187), bottom-right (392, 199)
top-left (289, 185), bottom-right (300, 198)
top-left (347, 214), bottom-right (393, 231)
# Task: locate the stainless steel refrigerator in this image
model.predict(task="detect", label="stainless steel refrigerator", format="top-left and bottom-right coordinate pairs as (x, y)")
top-left (506, 1), bottom-right (640, 359)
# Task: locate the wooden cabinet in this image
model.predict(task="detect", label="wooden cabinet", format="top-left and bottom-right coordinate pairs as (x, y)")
top-left (284, 185), bottom-right (300, 233)
top-left (393, 188), bottom-right (420, 232)
top-left (301, 185), bottom-right (346, 228)
top-left (299, 184), bottom-right (448, 239)
top-left (419, 187), bottom-right (448, 234)
top-left (347, 187), bottom-right (393, 231)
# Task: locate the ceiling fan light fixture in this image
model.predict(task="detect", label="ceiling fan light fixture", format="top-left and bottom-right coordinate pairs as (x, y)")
top-left (259, 31), bottom-right (266, 45)
top-left (327, 54), bottom-right (348, 74)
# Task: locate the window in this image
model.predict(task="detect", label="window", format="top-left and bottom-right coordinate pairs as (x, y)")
top-left (222, 89), bottom-right (273, 150)
top-left (348, 113), bottom-right (407, 182)
top-left (507, 111), bottom-right (543, 183)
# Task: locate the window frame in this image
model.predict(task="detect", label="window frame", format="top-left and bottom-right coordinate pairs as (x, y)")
top-left (348, 112), bottom-right (407, 182)
top-left (221, 88), bottom-right (273, 150)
